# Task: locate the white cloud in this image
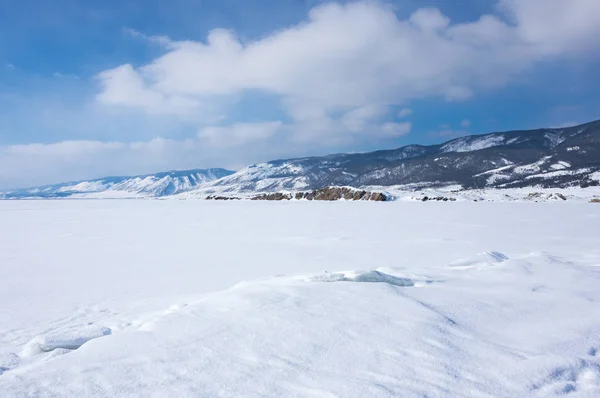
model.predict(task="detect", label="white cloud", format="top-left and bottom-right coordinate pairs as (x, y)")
top-left (340, 104), bottom-right (388, 132)
top-left (95, 0), bottom-right (600, 144)
top-left (0, 138), bottom-right (211, 189)
top-left (96, 64), bottom-right (203, 116)
top-left (199, 121), bottom-right (284, 147)
top-left (6, 63), bottom-right (15, 70)
top-left (379, 122), bottom-right (412, 137)
top-left (461, 119), bottom-right (471, 128)
top-left (409, 8), bottom-right (450, 32)
top-left (123, 27), bottom-right (174, 47)
top-left (397, 108), bottom-right (413, 119)
top-left (498, 0), bottom-right (600, 55)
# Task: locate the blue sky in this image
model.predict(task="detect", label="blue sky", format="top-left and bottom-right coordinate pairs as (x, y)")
top-left (0, 0), bottom-right (599, 188)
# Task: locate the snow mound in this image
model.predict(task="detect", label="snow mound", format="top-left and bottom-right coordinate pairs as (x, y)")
top-left (448, 251), bottom-right (509, 268)
top-left (309, 270), bottom-right (414, 287)
top-left (20, 325), bottom-right (112, 357)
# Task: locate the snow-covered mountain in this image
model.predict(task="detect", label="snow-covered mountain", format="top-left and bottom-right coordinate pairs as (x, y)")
top-left (2, 169), bottom-right (234, 199)
top-left (3, 120), bottom-right (600, 199)
top-left (183, 120), bottom-right (600, 197)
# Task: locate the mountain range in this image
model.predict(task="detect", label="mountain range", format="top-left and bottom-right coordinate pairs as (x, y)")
top-left (2, 120), bottom-right (599, 199)
top-left (1, 169), bottom-right (234, 199)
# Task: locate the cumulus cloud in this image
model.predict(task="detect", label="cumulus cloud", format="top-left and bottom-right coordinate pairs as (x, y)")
top-left (95, 0), bottom-right (600, 144)
top-left (96, 64), bottom-right (202, 116)
top-left (498, 0), bottom-right (600, 54)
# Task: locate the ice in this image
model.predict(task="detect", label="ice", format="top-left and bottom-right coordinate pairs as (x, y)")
top-left (20, 326), bottom-right (112, 357)
top-left (309, 270), bottom-right (414, 286)
top-left (0, 200), bottom-right (599, 397)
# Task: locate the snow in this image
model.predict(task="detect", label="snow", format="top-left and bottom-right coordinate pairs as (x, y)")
top-left (366, 185), bottom-right (600, 202)
top-left (486, 173), bottom-right (512, 185)
top-left (550, 161), bottom-right (571, 170)
top-left (1, 200), bottom-right (600, 397)
top-left (525, 168), bottom-right (591, 180)
top-left (3, 169), bottom-right (233, 199)
top-left (441, 134), bottom-right (505, 153)
top-left (513, 156), bottom-right (553, 174)
top-left (544, 131), bottom-right (566, 147)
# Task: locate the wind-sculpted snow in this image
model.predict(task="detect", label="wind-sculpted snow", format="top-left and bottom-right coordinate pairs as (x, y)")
top-left (20, 326), bottom-right (112, 357)
top-left (309, 270), bottom-right (415, 286)
top-left (0, 201), bottom-right (599, 397)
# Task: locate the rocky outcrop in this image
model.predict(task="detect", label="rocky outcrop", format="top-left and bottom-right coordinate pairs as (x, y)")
top-left (590, 198), bottom-right (600, 203)
top-left (252, 187), bottom-right (389, 201)
top-left (206, 187), bottom-right (389, 201)
top-left (297, 187), bottom-right (388, 201)
top-left (526, 192), bottom-right (567, 201)
top-left (205, 195), bottom-right (241, 200)
top-left (251, 192), bottom-right (293, 201)
top-left (420, 196), bottom-right (457, 202)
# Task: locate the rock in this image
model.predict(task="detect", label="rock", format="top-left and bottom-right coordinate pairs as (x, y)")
top-left (250, 193), bottom-right (293, 201)
top-left (590, 198), bottom-right (600, 203)
top-left (526, 192), bottom-right (567, 201)
top-left (205, 195), bottom-right (240, 200)
top-left (206, 187), bottom-right (388, 202)
top-left (252, 187), bottom-right (388, 202)
top-left (420, 195), bottom-right (456, 202)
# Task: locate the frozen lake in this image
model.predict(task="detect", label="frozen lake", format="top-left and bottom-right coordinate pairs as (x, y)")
top-left (1, 200), bottom-right (599, 397)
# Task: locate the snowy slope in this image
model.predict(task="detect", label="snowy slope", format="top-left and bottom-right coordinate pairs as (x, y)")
top-left (440, 133), bottom-right (506, 153)
top-left (1, 200), bottom-right (600, 396)
top-left (182, 120), bottom-right (600, 196)
top-left (1, 168), bottom-right (234, 199)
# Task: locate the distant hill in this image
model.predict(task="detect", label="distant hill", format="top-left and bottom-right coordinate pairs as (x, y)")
top-left (3, 120), bottom-right (600, 199)
top-left (1, 169), bottom-right (234, 199)
top-left (185, 120), bottom-right (600, 196)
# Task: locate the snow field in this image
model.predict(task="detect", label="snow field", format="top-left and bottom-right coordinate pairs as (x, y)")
top-left (0, 200), bottom-right (599, 396)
